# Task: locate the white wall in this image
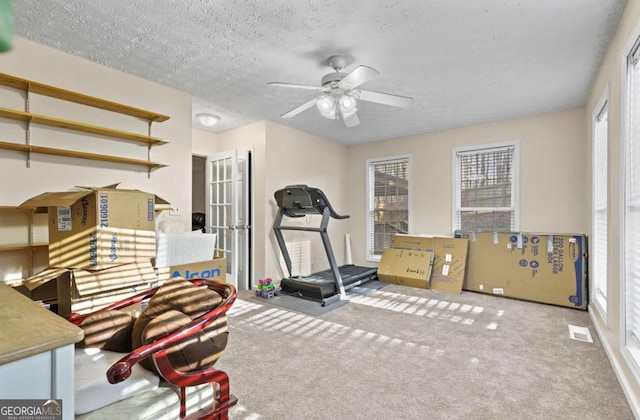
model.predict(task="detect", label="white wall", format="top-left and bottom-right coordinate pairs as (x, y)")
top-left (347, 108), bottom-right (588, 266)
top-left (192, 128), bottom-right (218, 156)
top-left (586, 0), bottom-right (640, 414)
top-left (0, 37), bottom-right (193, 232)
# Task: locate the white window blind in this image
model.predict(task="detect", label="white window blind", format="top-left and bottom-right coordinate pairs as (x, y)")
top-left (279, 240), bottom-right (311, 277)
top-left (626, 43), bottom-right (640, 348)
top-left (454, 144), bottom-right (517, 232)
top-left (593, 99), bottom-right (608, 316)
top-left (366, 156), bottom-right (410, 261)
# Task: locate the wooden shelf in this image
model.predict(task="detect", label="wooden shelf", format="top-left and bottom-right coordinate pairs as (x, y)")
top-left (0, 243), bottom-right (47, 252)
top-left (0, 107), bottom-right (167, 146)
top-left (0, 207), bottom-right (49, 280)
top-left (0, 72), bottom-right (170, 122)
top-left (0, 141), bottom-right (166, 169)
top-left (0, 73), bottom-right (169, 171)
top-left (0, 206), bottom-right (34, 211)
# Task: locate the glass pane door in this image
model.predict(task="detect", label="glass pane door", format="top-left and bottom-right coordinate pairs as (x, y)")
top-left (205, 149), bottom-right (251, 290)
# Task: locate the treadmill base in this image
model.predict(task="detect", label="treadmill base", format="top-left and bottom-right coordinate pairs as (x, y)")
top-left (280, 265), bottom-right (378, 306)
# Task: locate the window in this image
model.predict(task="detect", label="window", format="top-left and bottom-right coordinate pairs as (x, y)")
top-left (366, 155), bottom-right (411, 261)
top-left (592, 90), bottom-right (608, 320)
top-left (623, 33), bottom-right (640, 369)
top-left (453, 142), bottom-right (519, 233)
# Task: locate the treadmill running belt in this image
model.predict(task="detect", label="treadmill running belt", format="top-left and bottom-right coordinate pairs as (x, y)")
top-left (281, 265), bottom-right (378, 299)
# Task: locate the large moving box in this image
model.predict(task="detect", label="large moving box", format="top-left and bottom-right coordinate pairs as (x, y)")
top-left (377, 248), bottom-right (434, 289)
top-left (22, 260), bottom-right (158, 316)
top-left (391, 235), bottom-right (469, 294)
top-left (461, 232), bottom-right (588, 310)
top-left (20, 184), bottom-right (168, 269)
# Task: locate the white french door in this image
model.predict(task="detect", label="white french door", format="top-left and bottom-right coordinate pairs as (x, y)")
top-left (205, 149), bottom-right (251, 290)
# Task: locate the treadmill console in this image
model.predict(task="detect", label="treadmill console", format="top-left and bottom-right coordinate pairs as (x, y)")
top-left (274, 184), bottom-right (349, 219)
top-left (277, 184), bottom-right (317, 217)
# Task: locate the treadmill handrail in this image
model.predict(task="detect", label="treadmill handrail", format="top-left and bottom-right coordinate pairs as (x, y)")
top-left (274, 185), bottom-right (349, 219)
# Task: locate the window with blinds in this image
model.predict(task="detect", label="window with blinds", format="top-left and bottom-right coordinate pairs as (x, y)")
top-left (366, 156), bottom-right (410, 261)
top-left (592, 96), bottom-right (608, 319)
top-left (625, 38), bottom-right (640, 358)
top-left (453, 143), bottom-right (518, 232)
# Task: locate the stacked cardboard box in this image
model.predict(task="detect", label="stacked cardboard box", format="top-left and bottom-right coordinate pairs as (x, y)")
top-left (461, 231), bottom-right (588, 310)
top-left (154, 230), bottom-right (226, 284)
top-left (377, 247), bottom-right (435, 289)
top-left (377, 234), bottom-right (469, 294)
top-left (20, 184), bottom-right (164, 269)
top-left (23, 260), bottom-right (157, 316)
top-left (19, 185), bottom-right (168, 316)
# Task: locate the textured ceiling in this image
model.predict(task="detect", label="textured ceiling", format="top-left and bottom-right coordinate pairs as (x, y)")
top-left (14, 0), bottom-right (627, 145)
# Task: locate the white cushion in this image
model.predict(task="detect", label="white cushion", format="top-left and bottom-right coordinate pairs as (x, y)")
top-left (75, 383), bottom-right (214, 420)
top-left (75, 348), bottom-right (160, 415)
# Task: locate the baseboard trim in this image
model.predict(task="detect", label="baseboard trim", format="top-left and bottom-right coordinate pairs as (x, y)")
top-left (589, 307), bottom-right (640, 418)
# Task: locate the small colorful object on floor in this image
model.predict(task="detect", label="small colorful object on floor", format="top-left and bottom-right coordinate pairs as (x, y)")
top-left (255, 277), bottom-right (280, 298)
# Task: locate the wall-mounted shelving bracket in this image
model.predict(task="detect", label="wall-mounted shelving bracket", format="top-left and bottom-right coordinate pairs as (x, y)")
top-left (0, 72), bottom-right (171, 173)
top-left (25, 84), bottom-right (31, 168)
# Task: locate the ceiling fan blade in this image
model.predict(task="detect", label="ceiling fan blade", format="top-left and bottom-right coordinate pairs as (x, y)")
top-left (268, 82), bottom-right (322, 91)
top-left (343, 111), bottom-right (360, 128)
top-left (339, 65), bottom-right (379, 89)
top-left (280, 96), bottom-right (320, 118)
top-left (356, 89), bottom-right (413, 108)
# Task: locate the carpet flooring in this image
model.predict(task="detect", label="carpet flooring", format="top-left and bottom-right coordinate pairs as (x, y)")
top-left (218, 284), bottom-right (633, 420)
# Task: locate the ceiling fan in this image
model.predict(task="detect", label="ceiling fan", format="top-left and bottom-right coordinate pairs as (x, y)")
top-left (268, 55), bottom-right (413, 128)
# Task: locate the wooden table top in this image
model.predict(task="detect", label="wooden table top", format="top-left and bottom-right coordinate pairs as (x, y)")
top-left (0, 283), bottom-right (84, 365)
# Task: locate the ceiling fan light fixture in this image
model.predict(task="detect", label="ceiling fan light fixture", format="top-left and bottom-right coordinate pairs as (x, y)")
top-left (316, 96), bottom-right (334, 110)
top-left (196, 113), bottom-right (220, 127)
top-left (316, 96), bottom-right (337, 119)
top-left (338, 95), bottom-right (356, 112)
top-left (338, 95), bottom-right (357, 118)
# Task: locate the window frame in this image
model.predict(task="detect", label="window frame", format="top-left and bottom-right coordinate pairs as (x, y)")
top-left (620, 22), bottom-right (640, 381)
top-left (365, 154), bottom-right (412, 262)
top-left (592, 85), bottom-right (609, 323)
top-left (451, 141), bottom-right (520, 233)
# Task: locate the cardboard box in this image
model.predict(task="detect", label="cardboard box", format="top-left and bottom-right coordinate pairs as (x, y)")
top-left (65, 286), bottom-right (151, 316)
top-left (22, 260), bottom-right (158, 316)
top-left (462, 232), bottom-right (588, 310)
top-left (155, 231), bottom-right (217, 267)
top-left (392, 235), bottom-right (469, 294)
top-left (20, 184), bottom-right (169, 269)
top-left (377, 248), bottom-right (434, 289)
top-left (156, 257), bottom-right (227, 283)
top-left (153, 234), bottom-right (226, 284)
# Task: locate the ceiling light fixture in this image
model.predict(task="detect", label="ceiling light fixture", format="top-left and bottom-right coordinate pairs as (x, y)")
top-left (196, 113), bottom-right (220, 127)
top-left (338, 95), bottom-right (357, 118)
top-left (316, 96), bottom-right (336, 119)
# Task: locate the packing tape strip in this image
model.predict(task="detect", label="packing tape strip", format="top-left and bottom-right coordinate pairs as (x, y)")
top-left (548, 235), bottom-right (554, 253)
top-left (517, 232), bottom-right (523, 249)
top-left (493, 232), bottom-right (499, 244)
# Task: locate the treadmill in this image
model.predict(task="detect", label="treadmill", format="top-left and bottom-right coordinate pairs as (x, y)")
top-left (273, 185), bottom-right (378, 306)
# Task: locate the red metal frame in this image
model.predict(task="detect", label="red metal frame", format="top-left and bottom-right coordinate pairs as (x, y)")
top-left (69, 279), bottom-right (238, 419)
